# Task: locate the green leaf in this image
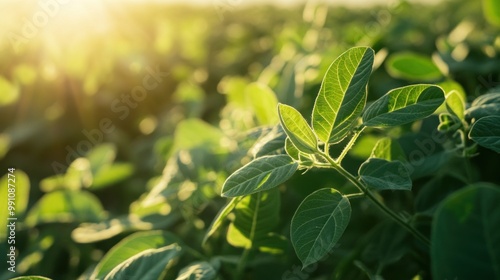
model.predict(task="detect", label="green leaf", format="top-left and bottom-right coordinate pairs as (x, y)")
top-left (171, 119), bottom-right (226, 154)
top-left (86, 143), bottom-right (117, 175)
top-left (104, 244), bottom-right (182, 280)
top-left (469, 116), bottom-right (500, 153)
top-left (227, 189), bottom-right (281, 252)
top-left (483, 0), bottom-right (500, 26)
top-left (278, 103), bottom-right (318, 154)
top-left (250, 125), bottom-right (286, 158)
top-left (386, 52), bottom-right (443, 81)
top-left (177, 261), bottom-right (217, 280)
top-left (0, 170), bottom-right (30, 240)
top-left (370, 137), bottom-right (406, 162)
top-left (359, 158), bottom-right (411, 191)
top-left (0, 76), bottom-right (19, 106)
top-left (291, 188), bottom-right (351, 268)
top-left (90, 163), bottom-right (134, 189)
top-left (445, 90), bottom-right (465, 121)
top-left (221, 155), bottom-right (298, 197)
top-left (362, 85), bottom-right (445, 127)
top-left (312, 47), bottom-right (374, 144)
top-left (246, 82), bottom-right (279, 125)
top-left (285, 138), bottom-right (300, 161)
top-left (91, 230), bottom-right (181, 280)
top-left (25, 190), bottom-right (105, 226)
top-left (432, 184), bottom-right (500, 279)
top-left (203, 197), bottom-right (241, 246)
top-left (466, 92), bottom-right (500, 120)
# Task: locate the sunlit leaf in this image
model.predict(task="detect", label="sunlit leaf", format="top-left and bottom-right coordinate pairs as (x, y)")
top-left (465, 92), bottom-right (500, 120)
top-left (104, 244), bottom-right (182, 280)
top-left (246, 82), bottom-right (279, 125)
top-left (86, 143), bottom-right (117, 175)
top-left (0, 170), bottom-right (30, 240)
top-left (90, 163), bottom-right (134, 190)
top-left (445, 90), bottom-right (465, 121)
top-left (171, 119), bottom-right (226, 155)
top-left (177, 261), bottom-right (217, 280)
top-left (91, 230), bottom-right (181, 280)
top-left (362, 85), bottom-right (445, 127)
top-left (25, 190), bottom-right (105, 226)
top-left (469, 115), bottom-right (500, 153)
top-left (285, 138), bottom-right (300, 161)
top-left (227, 189), bottom-right (282, 252)
top-left (359, 158), bottom-right (411, 191)
top-left (370, 138), bottom-right (406, 162)
top-left (291, 188), bottom-right (351, 268)
top-left (278, 103), bottom-right (318, 154)
top-left (250, 125), bottom-right (286, 158)
top-left (386, 52), bottom-right (443, 81)
top-left (72, 214), bottom-right (180, 243)
top-left (222, 155), bottom-right (298, 197)
top-left (312, 47), bottom-right (374, 143)
top-left (432, 184), bottom-right (500, 279)
top-left (203, 197), bottom-right (242, 246)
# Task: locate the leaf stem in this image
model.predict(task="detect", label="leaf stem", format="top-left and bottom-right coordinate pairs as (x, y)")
top-left (317, 151), bottom-right (431, 247)
top-left (336, 126), bottom-right (366, 163)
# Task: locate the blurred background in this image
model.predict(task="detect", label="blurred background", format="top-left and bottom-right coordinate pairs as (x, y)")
top-left (0, 0), bottom-right (499, 279)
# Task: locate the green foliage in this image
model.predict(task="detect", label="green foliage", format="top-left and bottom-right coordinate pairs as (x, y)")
top-left (432, 184), bottom-right (500, 279)
top-left (358, 158), bottom-right (411, 191)
top-left (312, 47), bottom-right (374, 144)
top-left (290, 188), bottom-right (351, 268)
top-left (104, 244), bottom-right (182, 280)
top-left (221, 155), bottom-right (298, 197)
top-left (362, 85), bottom-right (445, 127)
top-left (386, 52), bottom-right (443, 81)
top-left (278, 103), bottom-right (318, 154)
top-left (2, 1), bottom-right (499, 279)
top-left (469, 116), bottom-right (500, 153)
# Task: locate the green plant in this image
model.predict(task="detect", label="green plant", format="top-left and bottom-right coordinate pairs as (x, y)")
top-left (218, 46), bottom-right (447, 268)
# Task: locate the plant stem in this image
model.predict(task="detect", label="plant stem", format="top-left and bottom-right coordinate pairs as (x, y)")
top-left (236, 248), bottom-right (250, 278)
top-left (336, 126), bottom-right (366, 163)
top-left (318, 151), bottom-right (431, 247)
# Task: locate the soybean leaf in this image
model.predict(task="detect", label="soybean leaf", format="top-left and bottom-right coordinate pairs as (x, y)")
top-left (222, 155), bottom-right (298, 197)
top-left (370, 138), bottom-right (406, 162)
top-left (90, 163), bottom-right (134, 190)
top-left (227, 189), bottom-right (283, 253)
top-left (465, 92), bottom-right (500, 120)
top-left (202, 197), bottom-right (242, 246)
top-left (483, 0), bottom-right (500, 26)
top-left (246, 82), bottom-right (279, 125)
top-left (291, 188), bottom-right (351, 268)
top-left (0, 170), bottom-right (30, 240)
top-left (285, 138), bottom-right (300, 161)
top-left (91, 230), bottom-right (181, 280)
top-left (386, 52), bottom-right (443, 81)
top-left (312, 47), bottom-right (374, 144)
top-left (278, 103), bottom-right (318, 154)
top-left (469, 116), bottom-right (500, 153)
top-left (362, 85), bottom-right (445, 127)
top-left (359, 158), bottom-right (411, 191)
top-left (177, 261), bottom-right (217, 280)
top-left (25, 190), bottom-right (105, 226)
top-left (104, 244), bottom-right (182, 280)
top-left (432, 184), bottom-right (500, 279)
top-left (250, 125), bottom-right (286, 158)
top-left (445, 90), bottom-right (465, 121)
